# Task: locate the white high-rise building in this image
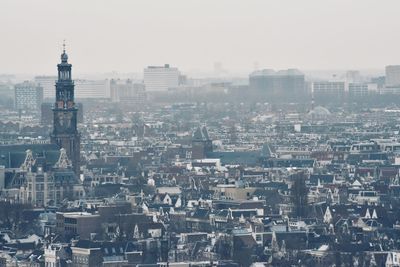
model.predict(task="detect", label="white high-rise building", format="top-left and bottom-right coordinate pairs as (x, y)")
top-left (14, 81), bottom-right (43, 110)
top-left (386, 65), bottom-right (400, 87)
top-left (75, 79), bottom-right (110, 99)
top-left (312, 81), bottom-right (345, 96)
top-left (144, 64), bottom-right (180, 92)
top-left (110, 79), bottom-right (146, 103)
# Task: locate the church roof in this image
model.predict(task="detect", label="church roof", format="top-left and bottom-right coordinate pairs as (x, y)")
top-left (0, 144), bottom-right (60, 168)
top-left (207, 151), bottom-right (260, 165)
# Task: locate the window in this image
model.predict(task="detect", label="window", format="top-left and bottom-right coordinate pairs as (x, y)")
top-left (255, 234), bottom-right (262, 241)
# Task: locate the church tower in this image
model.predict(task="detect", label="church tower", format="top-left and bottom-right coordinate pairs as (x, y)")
top-left (50, 43), bottom-right (80, 175)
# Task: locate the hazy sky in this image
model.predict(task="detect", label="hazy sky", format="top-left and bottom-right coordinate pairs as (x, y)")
top-left (1, 0), bottom-right (400, 75)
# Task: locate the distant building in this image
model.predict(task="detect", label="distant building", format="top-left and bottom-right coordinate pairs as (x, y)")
top-left (312, 81), bottom-right (345, 101)
top-left (371, 76), bottom-right (385, 90)
top-left (57, 212), bottom-right (101, 239)
top-left (192, 126), bottom-right (213, 159)
top-left (110, 79), bottom-right (146, 104)
top-left (41, 103), bottom-right (53, 125)
top-left (14, 81), bottom-right (43, 110)
top-left (249, 69), bottom-right (305, 101)
top-left (35, 76), bottom-right (57, 100)
top-left (144, 64), bottom-right (180, 92)
top-left (348, 83), bottom-right (369, 97)
top-left (385, 65), bottom-right (400, 87)
top-left (381, 87), bottom-right (400, 94)
top-left (75, 79), bottom-right (110, 99)
top-left (346, 70), bottom-right (361, 83)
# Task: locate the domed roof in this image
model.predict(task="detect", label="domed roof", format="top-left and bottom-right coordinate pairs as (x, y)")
top-left (61, 51), bottom-right (68, 63)
top-left (308, 106), bottom-right (331, 116)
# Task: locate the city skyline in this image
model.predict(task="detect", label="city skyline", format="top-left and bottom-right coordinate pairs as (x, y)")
top-left (1, 0), bottom-right (400, 75)
top-left (3, 2), bottom-right (400, 266)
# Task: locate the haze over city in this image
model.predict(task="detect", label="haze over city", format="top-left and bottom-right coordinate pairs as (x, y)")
top-left (3, 1), bottom-right (400, 267)
top-left (1, 0), bottom-right (400, 75)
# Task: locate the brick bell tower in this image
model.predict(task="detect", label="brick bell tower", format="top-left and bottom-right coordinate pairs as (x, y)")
top-left (50, 42), bottom-right (80, 175)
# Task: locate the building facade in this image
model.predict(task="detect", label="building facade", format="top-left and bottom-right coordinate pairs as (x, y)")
top-left (110, 79), bottom-right (146, 104)
top-left (14, 81), bottom-right (43, 111)
top-left (249, 69), bottom-right (305, 101)
top-left (312, 81), bottom-right (345, 102)
top-left (17, 149), bottom-right (84, 207)
top-left (385, 65), bottom-right (400, 87)
top-left (71, 242), bottom-right (103, 267)
top-left (74, 79), bottom-right (110, 99)
top-left (144, 64), bottom-right (180, 92)
top-left (348, 83), bottom-right (369, 97)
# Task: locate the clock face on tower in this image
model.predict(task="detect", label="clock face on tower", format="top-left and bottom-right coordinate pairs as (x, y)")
top-left (55, 111), bottom-right (74, 132)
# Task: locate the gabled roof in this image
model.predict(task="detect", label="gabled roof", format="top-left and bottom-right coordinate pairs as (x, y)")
top-left (309, 174), bottom-right (334, 185)
top-left (0, 144), bottom-right (60, 169)
top-left (73, 240), bottom-right (101, 249)
top-left (101, 241), bottom-right (139, 256)
top-left (207, 151), bottom-right (261, 165)
top-left (190, 208), bottom-right (210, 219)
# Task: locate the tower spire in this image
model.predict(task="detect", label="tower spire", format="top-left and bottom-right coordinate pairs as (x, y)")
top-left (60, 40), bottom-right (69, 63)
top-left (52, 44), bottom-right (80, 175)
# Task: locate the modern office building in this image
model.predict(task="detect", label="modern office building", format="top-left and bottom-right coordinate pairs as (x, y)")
top-left (348, 83), bottom-right (369, 97)
top-left (385, 65), bottom-right (400, 87)
top-left (381, 87), bottom-right (400, 94)
top-left (35, 76), bottom-right (57, 100)
top-left (346, 70), bottom-right (361, 83)
top-left (249, 69), bottom-right (305, 100)
top-left (14, 81), bottom-right (43, 110)
top-left (110, 79), bottom-right (146, 104)
top-left (41, 102), bottom-right (53, 125)
top-left (312, 81), bottom-right (345, 101)
top-left (348, 83), bottom-right (379, 97)
top-left (75, 79), bottom-right (110, 99)
top-left (144, 64), bottom-right (180, 92)
top-left (371, 76), bottom-right (386, 90)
